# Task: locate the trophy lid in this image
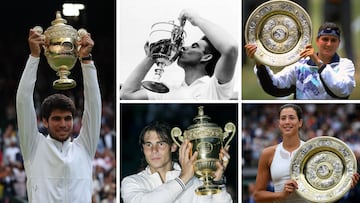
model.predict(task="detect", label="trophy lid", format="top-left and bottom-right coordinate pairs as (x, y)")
top-left (52, 11), bottom-right (67, 26)
top-left (187, 106), bottom-right (219, 130)
top-left (44, 11), bottom-right (78, 40)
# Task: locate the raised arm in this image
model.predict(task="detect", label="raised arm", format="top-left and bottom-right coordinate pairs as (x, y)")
top-left (179, 9), bottom-right (238, 84)
top-left (120, 57), bottom-right (154, 100)
top-left (120, 42), bottom-right (155, 100)
top-left (16, 28), bottom-right (44, 161)
top-left (76, 32), bottom-right (102, 157)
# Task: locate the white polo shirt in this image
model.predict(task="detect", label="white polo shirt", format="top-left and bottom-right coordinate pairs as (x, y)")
top-left (147, 76), bottom-right (234, 100)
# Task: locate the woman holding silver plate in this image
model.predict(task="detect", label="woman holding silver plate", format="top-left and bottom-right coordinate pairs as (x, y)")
top-left (245, 22), bottom-right (355, 100)
top-left (253, 104), bottom-right (359, 203)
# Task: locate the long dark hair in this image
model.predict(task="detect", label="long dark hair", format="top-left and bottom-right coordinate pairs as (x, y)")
top-left (138, 121), bottom-right (178, 170)
top-left (279, 104), bottom-right (303, 121)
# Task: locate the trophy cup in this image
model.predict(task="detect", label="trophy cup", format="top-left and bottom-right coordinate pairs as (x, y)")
top-left (34, 11), bottom-right (87, 90)
top-left (171, 106), bottom-right (236, 195)
top-left (141, 19), bottom-right (186, 93)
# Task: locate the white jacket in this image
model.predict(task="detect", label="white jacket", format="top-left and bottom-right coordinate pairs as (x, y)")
top-left (254, 54), bottom-right (355, 99)
top-left (121, 163), bottom-right (233, 203)
top-left (16, 55), bottom-right (102, 203)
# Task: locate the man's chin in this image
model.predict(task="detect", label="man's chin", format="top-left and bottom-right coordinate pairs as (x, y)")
top-left (50, 134), bottom-right (70, 142)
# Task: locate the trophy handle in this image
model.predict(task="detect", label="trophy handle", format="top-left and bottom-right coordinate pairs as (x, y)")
top-left (33, 26), bottom-right (46, 50)
top-left (171, 19), bottom-right (186, 46)
top-left (77, 28), bottom-right (88, 52)
top-left (179, 16), bottom-right (186, 27)
top-left (33, 26), bottom-right (43, 35)
top-left (223, 122), bottom-right (236, 148)
top-left (171, 127), bottom-right (183, 147)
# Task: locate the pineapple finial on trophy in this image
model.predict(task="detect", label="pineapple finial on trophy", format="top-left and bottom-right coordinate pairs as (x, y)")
top-left (52, 11), bottom-right (67, 25)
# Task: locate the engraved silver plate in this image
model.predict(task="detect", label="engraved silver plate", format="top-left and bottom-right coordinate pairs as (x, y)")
top-left (245, 0), bottom-right (312, 67)
top-left (290, 136), bottom-right (357, 203)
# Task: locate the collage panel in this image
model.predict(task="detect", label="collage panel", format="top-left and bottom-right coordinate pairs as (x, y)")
top-left (120, 103), bottom-right (238, 202)
top-left (242, 102), bottom-right (360, 203)
top-left (0, 1), bottom-right (116, 203)
top-left (241, 1), bottom-right (360, 201)
top-left (119, 0), bottom-right (240, 100)
top-left (242, 0), bottom-right (360, 100)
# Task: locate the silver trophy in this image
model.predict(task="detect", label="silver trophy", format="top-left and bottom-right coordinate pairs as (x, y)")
top-left (290, 136), bottom-right (357, 203)
top-left (141, 19), bottom-right (186, 93)
top-left (245, 0), bottom-right (312, 67)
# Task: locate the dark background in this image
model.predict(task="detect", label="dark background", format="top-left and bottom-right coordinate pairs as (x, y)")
top-left (120, 103), bottom-right (239, 202)
top-left (0, 0), bottom-right (115, 130)
top-left (0, 1), bottom-right (116, 202)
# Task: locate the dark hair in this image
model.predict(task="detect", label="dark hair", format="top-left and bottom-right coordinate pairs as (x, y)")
top-left (138, 121), bottom-right (178, 169)
top-left (317, 22), bottom-right (340, 39)
top-left (201, 36), bottom-right (221, 76)
top-left (279, 104), bottom-right (303, 120)
top-left (40, 94), bottom-right (76, 120)
top-left (139, 121), bottom-right (173, 147)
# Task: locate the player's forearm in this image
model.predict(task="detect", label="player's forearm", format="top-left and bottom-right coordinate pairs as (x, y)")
top-left (195, 17), bottom-right (237, 55)
top-left (121, 56), bottom-right (154, 94)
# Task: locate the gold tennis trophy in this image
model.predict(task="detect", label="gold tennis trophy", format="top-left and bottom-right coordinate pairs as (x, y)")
top-left (34, 11), bottom-right (87, 90)
top-left (141, 19), bottom-right (186, 93)
top-left (291, 136), bottom-right (357, 203)
top-left (171, 106), bottom-right (236, 195)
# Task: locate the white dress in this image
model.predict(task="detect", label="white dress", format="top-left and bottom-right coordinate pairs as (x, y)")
top-left (270, 141), bottom-right (310, 203)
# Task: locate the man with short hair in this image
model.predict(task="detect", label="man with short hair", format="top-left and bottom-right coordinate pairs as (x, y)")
top-left (121, 121), bottom-right (233, 203)
top-left (120, 9), bottom-right (238, 100)
top-left (16, 27), bottom-right (101, 202)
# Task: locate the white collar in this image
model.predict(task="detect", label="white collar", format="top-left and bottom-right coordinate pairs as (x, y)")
top-left (181, 75), bottom-right (211, 87)
top-left (46, 135), bottom-right (71, 151)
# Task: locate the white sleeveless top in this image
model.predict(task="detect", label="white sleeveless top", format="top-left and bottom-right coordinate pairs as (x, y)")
top-left (270, 141), bottom-right (310, 203)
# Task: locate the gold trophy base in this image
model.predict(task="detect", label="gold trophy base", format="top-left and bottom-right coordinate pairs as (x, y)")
top-left (142, 80), bottom-right (169, 93)
top-left (53, 78), bottom-right (77, 90)
top-left (195, 184), bottom-right (223, 195)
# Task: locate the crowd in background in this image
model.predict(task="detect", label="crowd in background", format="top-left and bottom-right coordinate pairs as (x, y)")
top-left (0, 33), bottom-right (116, 202)
top-left (242, 103), bottom-right (360, 203)
top-left (0, 1), bottom-right (115, 202)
